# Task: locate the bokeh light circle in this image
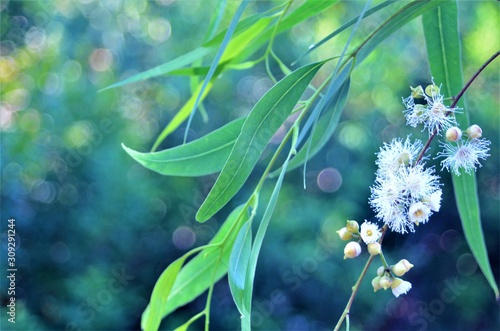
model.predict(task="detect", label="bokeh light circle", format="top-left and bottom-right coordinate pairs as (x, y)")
top-left (172, 226), bottom-right (196, 250)
top-left (316, 167), bottom-right (342, 193)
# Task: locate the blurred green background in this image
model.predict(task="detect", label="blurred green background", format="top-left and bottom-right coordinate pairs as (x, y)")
top-left (1, 1), bottom-right (498, 330)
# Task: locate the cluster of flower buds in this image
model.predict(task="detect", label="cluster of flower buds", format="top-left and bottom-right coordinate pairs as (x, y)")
top-left (337, 220), bottom-right (382, 259)
top-left (372, 259), bottom-right (414, 297)
top-left (403, 82), bottom-right (458, 135)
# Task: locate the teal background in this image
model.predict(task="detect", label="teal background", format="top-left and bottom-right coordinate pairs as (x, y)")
top-left (1, 1), bottom-right (498, 330)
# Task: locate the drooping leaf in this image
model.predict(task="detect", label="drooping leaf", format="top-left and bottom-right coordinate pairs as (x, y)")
top-left (141, 252), bottom-right (195, 331)
top-left (141, 204), bottom-right (250, 328)
top-left (228, 220), bottom-right (253, 315)
top-left (292, 0), bottom-right (398, 65)
top-left (356, 0), bottom-right (451, 64)
top-left (240, 126), bottom-right (299, 331)
top-left (286, 78), bottom-right (350, 173)
top-left (299, 0), bottom-right (369, 186)
top-left (99, 47), bottom-right (213, 92)
top-left (196, 61), bottom-right (326, 222)
top-left (152, 17), bottom-right (274, 150)
top-left (183, 0), bottom-right (251, 142)
top-left (151, 80), bottom-right (215, 152)
top-left (233, 0), bottom-right (339, 64)
top-left (203, 0), bottom-right (228, 43)
top-left (101, 6), bottom-right (281, 91)
top-left (122, 117), bottom-right (245, 177)
top-left (423, 1), bottom-right (499, 299)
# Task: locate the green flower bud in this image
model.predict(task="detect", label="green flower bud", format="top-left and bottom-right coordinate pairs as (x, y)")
top-left (346, 220), bottom-right (359, 234)
top-left (410, 85), bottom-right (424, 98)
top-left (372, 276), bottom-right (382, 292)
top-left (425, 84), bottom-right (440, 96)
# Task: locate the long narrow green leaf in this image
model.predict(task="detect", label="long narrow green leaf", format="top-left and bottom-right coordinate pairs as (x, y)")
top-left (141, 204), bottom-right (250, 326)
top-left (99, 47), bottom-right (213, 92)
top-left (103, 1), bottom-right (335, 92)
top-left (423, 1), bottom-right (499, 299)
top-left (356, 0), bottom-right (451, 64)
top-left (232, 0), bottom-right (338, 64)
top-left (228, 220), bottom-right (253, 315)
top-left (203, 0), bottom-right (227, 43)
top-left (152, 17), bottom-right (273, 151)
top-left (183, 0), bottom-right (250, 143)
top-left (196, 61), bottom-right (325, 223)
top-left (101, 7), bottom-right (280, 91)
top-left (292, 0), bottom-right (398, 65)
top-left (241, 126), bottom-right (299, 331)
top-left (122, 117), bottom-right (244, 177)
top-left (300, 0), bottom-right (370, 188)
top-left (141, 251), bottom-right (196, 331)
top-left (286, 78), bottom-right (350, 173)
top-left (151, 80), bottom-right (215, 152)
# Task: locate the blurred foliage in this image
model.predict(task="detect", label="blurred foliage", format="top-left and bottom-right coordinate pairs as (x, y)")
top-left (1, 0), bottom-right (498, 330)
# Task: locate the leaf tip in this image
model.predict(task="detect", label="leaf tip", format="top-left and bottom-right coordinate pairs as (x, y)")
top-left (195, 209), bottom-right (209, 223)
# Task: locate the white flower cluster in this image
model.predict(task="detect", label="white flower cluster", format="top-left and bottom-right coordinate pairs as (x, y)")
top-left (402, 82), bottom-right (491, 176)
top-left (337, 80), bottom-right (492, 304)
top-left (402, 83), bottom-right (458, 135)
top-left (369, 138), bottom-right (442, 234)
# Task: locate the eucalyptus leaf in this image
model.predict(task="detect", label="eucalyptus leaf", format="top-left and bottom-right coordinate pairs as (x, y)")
top-left (196, 61), bottom-right (325, 222)
top-left (122, 117), bottom-right (244, 177)
top-left (356, 0), bottom-right (451, 64)
top-left (183, 0), bottom-right (251, 143)
top-left (141, 204), bottom-right (250, 327)
top-left (152, 80), bottom-right (214, 152)
top-left (241, 127), bottom-right (299, 330)
top-left (141, 250), bottom-right (199, 331)
top-left (292, 0), bottom-right (398, 64)
top-left (423, 1), bottom-right (499, 299)
top-left (101, 7), bottom-right (280, 91)
top-left (286, 78), bottom-right (350, 173)
top-left (233, 0), bottom-right (338, 64)
top-left (228, 220), bottom-right (253, 315)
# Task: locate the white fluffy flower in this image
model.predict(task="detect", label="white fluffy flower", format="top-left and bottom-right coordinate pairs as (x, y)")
top-left (422, 92), bottom-right (457, 134)
top-left (438, 138), bottom-right (490, 176)
top-left (360, 221), bottom-right (381, 244)
top-left (397, 165), bottom-right (441, 200)
top-left (370, 163), bottom-right (441, 234)
top-left (428, 190), bottom-right (442, 212)
top-left (408, 202), bottom-right (431, 225)
top-left (376, 137), bottom-right (423, 176)
top-left (391, 278), bottom-right (412, 297)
